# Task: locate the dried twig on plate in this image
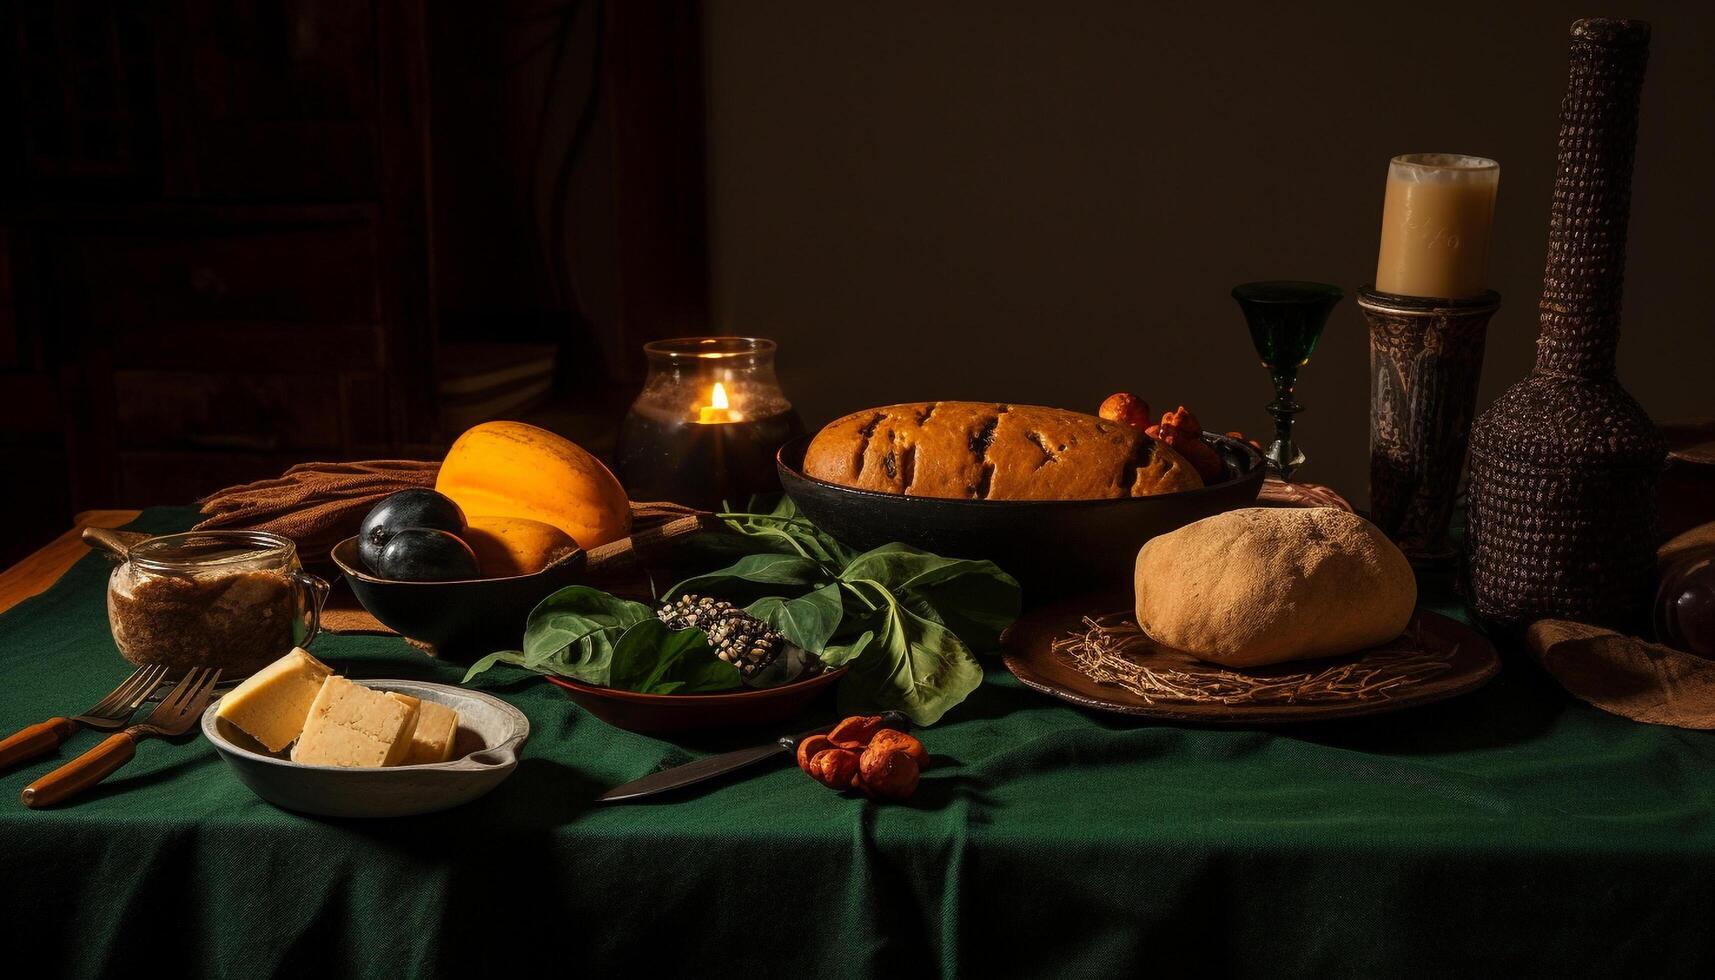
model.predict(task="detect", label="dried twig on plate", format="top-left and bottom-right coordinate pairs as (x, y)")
top-left (1052, 613), bottom-right (1456, 706)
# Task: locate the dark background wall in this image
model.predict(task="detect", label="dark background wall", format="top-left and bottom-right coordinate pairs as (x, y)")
top-left (700, 0), bottom-right (1714, 505)
top-left (0, 0), bottom-right (707, 564)
top-left (2, 1), bottom-right (1709, 566)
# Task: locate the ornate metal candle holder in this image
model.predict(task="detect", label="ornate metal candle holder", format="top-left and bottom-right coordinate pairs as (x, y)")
top-left (1360, 286), bottom-right (1500, 565)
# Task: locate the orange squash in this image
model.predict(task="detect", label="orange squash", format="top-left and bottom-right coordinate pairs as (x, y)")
top-left (463, 516), bottom-right (580, 577)
top-left (435, 421), bottom-right (631, 549)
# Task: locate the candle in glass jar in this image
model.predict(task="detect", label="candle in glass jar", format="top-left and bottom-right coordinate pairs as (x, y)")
top-left (1374, 154), bottom-right (1499, 299)
top-left (616, 337), bottom-right (805, 510)
top-left (696, 382), bottom-right (738, 424)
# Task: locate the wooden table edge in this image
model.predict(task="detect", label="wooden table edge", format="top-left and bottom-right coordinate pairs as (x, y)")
top-left (0, 510), bottom-right (143, 616)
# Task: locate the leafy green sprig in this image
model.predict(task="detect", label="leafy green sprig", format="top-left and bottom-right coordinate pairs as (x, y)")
top-left (462, 498), bottom-right (1020, 725)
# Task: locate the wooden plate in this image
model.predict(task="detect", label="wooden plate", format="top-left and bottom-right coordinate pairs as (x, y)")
top-left (1002, 595), bottom-right (1499, 724)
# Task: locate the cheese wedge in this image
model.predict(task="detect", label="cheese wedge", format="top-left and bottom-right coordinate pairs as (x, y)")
top-left (401, 700), bottom-right (460, 765)
top-left (291, 676), bottom-right (421, 768)
top-left (214, 647), bottom-right (334, 752)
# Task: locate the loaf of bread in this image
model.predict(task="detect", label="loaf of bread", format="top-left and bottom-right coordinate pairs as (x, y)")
top-left (803, 402), bottom-right (1203, 500)
top-left (1133, 508), bottom-right (1416, 667)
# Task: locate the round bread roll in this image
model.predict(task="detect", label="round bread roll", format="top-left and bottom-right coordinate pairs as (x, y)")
top-left (1134, 508), bottom-right (1416, 667)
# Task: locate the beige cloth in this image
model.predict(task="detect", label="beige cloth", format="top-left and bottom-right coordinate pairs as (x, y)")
top-left (1522, 521), bottom-right (1715, 729)
top-left (1528, 620), bottom-right (1715, 730)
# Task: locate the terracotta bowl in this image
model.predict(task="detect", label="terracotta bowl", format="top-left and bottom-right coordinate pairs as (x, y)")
top-left (777, 433), bottom-right (1265, 597)
top-left (543, 667), bottom-right (845, 736)
top-left (330, 536), bottom-right (585, 658)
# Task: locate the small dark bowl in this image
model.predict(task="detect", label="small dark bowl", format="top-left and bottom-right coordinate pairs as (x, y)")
top-left (778, 433), bottom-right (1265, 597)
top-left (543, 668), bottom-right (846, 736)
top-left (331, 537), bottom-right (586, 658)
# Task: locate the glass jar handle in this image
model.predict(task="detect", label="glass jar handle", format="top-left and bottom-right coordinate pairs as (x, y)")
top-left (294, 571), bottom-right (331, 648)
top-left (82, 527), bottom-right (150, 563)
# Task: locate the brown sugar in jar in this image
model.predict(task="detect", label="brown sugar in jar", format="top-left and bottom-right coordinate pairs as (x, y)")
top-left (103, 531), bottom-right (329, 674)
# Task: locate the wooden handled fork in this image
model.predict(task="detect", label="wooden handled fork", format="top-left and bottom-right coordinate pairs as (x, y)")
top-left (0, 663), bottom-right (170, 770)
top-left (21, 667), bottom-right (222, 808)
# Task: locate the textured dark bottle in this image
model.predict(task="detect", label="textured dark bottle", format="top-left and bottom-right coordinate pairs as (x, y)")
top-left (1467, 19), bottom-right (1666, 633)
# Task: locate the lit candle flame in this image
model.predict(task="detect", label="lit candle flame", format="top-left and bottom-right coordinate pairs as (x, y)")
top-left (696, 381), bottom-right (739, 424)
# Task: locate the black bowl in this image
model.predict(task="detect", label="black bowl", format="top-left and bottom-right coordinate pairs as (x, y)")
top-left (777, 434), bottom-right (1265, 597)
top-left (331, 537), bottom-right (586, 658)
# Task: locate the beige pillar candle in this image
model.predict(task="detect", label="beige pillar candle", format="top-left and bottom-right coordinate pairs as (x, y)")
top-left (1374, 153), bottom-right (1499, 299)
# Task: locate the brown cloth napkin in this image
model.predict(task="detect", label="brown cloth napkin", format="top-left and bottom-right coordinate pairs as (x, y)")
top-left (197, 458), bottom-right (708, 559)
top-left (1527, 620), bottom-right (1715, 730)
top-left (196, 460), bottom-right (441, 564)
top-left (1522, 520), bottom-right (1715, 730)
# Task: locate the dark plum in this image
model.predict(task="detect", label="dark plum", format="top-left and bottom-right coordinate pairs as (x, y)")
top-left (374, 528), bottom-right (480, 582)
top-left (1657, 557), bottom-right (1715, 659)
top-left (358, 489), bottom-right (467, 572)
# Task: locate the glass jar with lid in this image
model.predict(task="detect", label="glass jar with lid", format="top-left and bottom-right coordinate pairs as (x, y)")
top-left (102, 530), bottom-right (330, 673)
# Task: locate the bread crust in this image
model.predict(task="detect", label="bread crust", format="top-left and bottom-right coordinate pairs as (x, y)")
top-left (1133, 508), bottom-right (1417, 666)
top-left (802, 402), bottom-right (1204, 500)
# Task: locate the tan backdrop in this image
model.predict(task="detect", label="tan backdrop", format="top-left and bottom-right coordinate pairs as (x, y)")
top-left (698, 0), bottom-right (1713, 506)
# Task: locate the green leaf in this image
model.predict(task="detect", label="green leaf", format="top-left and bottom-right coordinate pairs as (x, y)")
top-left (817, 627), bottom-right (874, 668)
top-left (460, 649), bottom-right (527, 684)
top-left (900, 573), bottom-right (1019, 652)
top-left (464, 585), bottom-right (652, 685)
top-left (676, 656), bottom-right (744, 693)
top-left (715, 496), bottom-right (857, 567)
top-left (839, 543), bottom-right (1004, 595)
top-left (746, 582), bottom-right (844, 652)
top-left (608, 619), bottom-right (742, 694)
top-left (527, 586), bottom-right (654, 677)
top-left (666, 553), bottom-right (831, 603)
top-left (839, 544), bottom-right (1020, 650)
top-left (834, 585), bottom-right (984, 725)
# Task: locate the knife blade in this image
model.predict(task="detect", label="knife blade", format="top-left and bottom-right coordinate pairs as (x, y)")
top-left (597, 711), bottom-right (908, 803)
top-left (597, 740), bottom-right (795, 803)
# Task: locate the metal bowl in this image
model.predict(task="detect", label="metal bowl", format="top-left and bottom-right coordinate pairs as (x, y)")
top-left (202, 679), bottom-right (528, 818)
top-left (777, 433), bottom-right (1265, 597)
top-left (330, 538), bottom-right (586, 658)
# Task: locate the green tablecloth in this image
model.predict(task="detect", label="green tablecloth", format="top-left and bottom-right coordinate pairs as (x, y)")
top-left (3, 508), bottom-right (1713, 978)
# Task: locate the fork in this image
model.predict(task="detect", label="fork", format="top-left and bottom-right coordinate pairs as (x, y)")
top-left (0, 663), bottom-right (170, 770)
top-left (21, 667), bottom-right (222, 809)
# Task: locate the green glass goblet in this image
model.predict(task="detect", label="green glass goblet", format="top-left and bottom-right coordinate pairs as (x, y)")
top-left (1231, 281), bottom-right (1344, 481)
